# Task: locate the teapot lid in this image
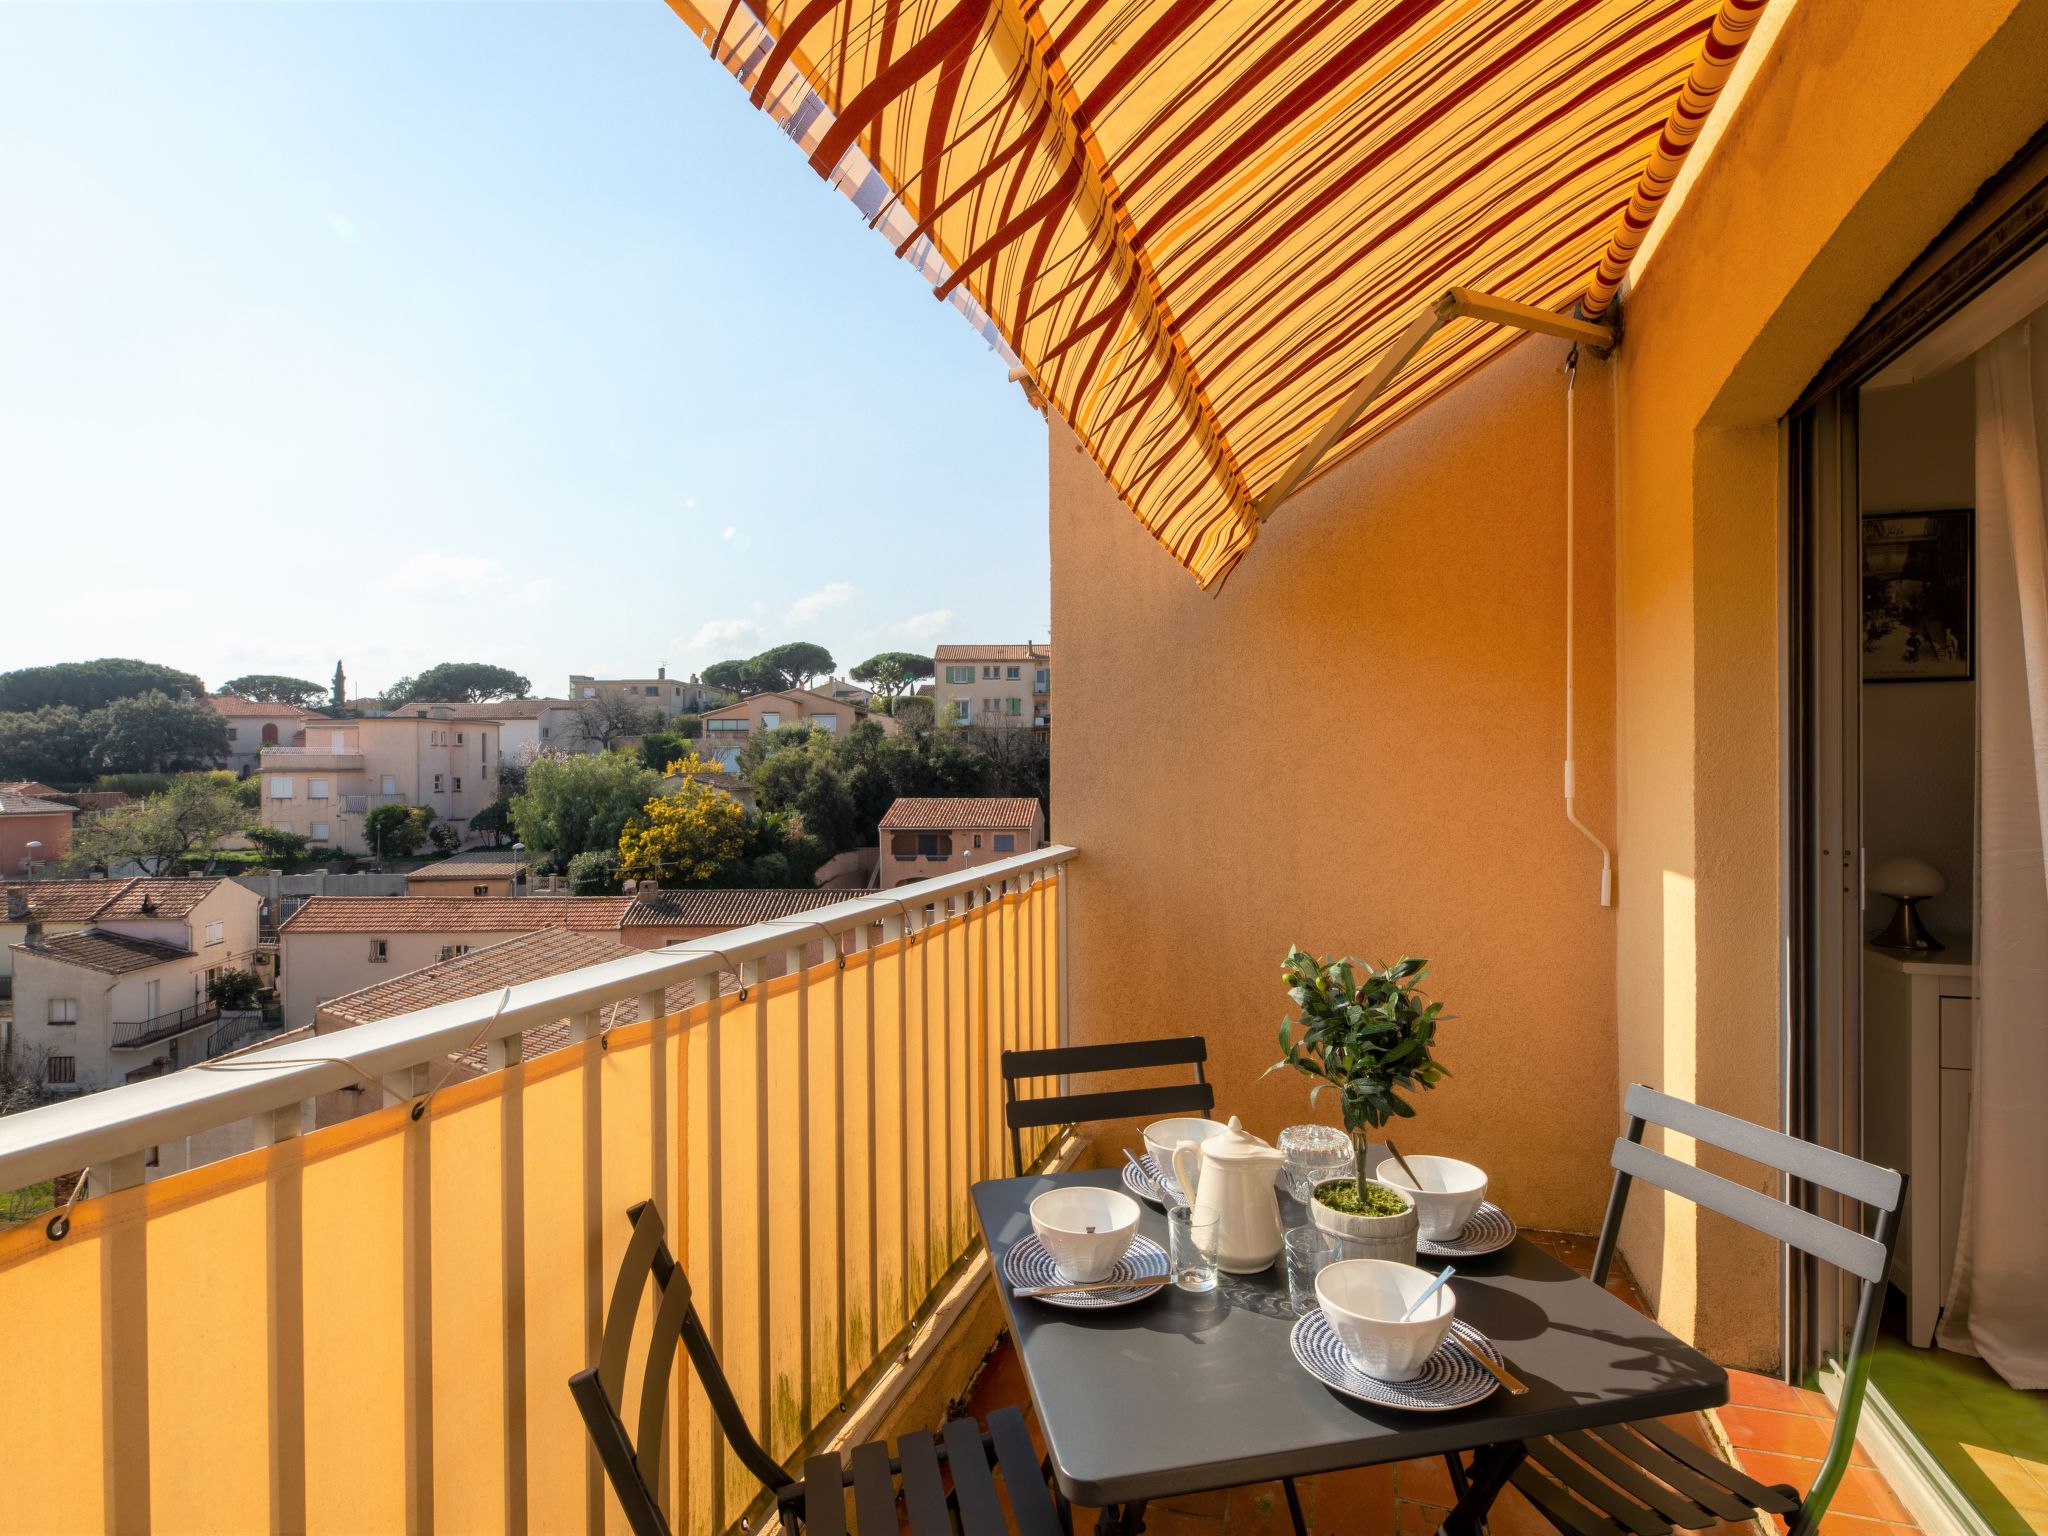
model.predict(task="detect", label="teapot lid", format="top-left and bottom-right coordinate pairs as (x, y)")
top-left (1203, 1115), bottom-right (1284, 1162)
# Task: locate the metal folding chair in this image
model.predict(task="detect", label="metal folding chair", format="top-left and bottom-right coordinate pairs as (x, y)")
top-left (1510, 1084), bottom-right (1905, 1536)
top-left (1000, 1035), bottom-right (1214, 1175)
top-left (570, 1200), bottom-right (1061, 1536)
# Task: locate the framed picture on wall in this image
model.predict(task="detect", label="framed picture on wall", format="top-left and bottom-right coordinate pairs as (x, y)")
top-left (1862, 508), bottom-right (1973, 682)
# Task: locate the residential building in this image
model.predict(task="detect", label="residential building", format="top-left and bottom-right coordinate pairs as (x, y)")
top-left (658, 762), bottom-right (756, 811)
top-left (874, 797), bottom-right (1045, 886)
top-left (394, 698), bottom-right (581, 762)
top-left (0, 788), bottom-right (76, 875)
top-left (204, 695), bottom-right (326, 774)
top-left (933, 643), bottom-right (1050, 728)
top-left (567, 667), bottom-right (727, 721)
top-left (698, 686), bottom-right (895, 769)
top-left (402, 848), bottom-right (530, 898)
top-left (7, 877), bottom-right (262, 1092)
top-left (258, 711), bottom-right (503, 855)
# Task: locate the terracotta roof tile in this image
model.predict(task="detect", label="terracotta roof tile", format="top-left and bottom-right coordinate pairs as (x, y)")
top-left (0, 878), bottom-right (137, 921)
top-left (308, 928), bottom-right (735, 1071)
top-left (623, 888), bottom-right (848, 929)
top-left (877, 797), bottom-right (1043, 831)
top-left (206, 695), bottom-right (324, 719)
top-left (95, 878), bottom-right (226, 920)
top-left (279, 896), bottom-right (635, 934)
top-left (406, 864), bottom-right (520, 882)
top-left (14, 930), bottom-right (195, 975)
top-left (933, 644), bottom-right (1050, 661)
top-left (400, 699), bottom-right (568, 720)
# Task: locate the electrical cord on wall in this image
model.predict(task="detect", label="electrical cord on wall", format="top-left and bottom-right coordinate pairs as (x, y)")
top-left (1565, 345), bottom-right (1616, 906)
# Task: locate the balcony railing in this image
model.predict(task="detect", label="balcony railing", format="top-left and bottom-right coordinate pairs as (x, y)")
top-left (258, 748), bottom-right (366, 770)
top-left (0, 845), bottom-right (1074, 1534)
top-left (109, 1000), bottom-right (221, 1050)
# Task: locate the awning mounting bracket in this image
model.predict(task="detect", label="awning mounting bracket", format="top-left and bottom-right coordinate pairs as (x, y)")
top-left (1252, 287), bottom-right (1615, 523)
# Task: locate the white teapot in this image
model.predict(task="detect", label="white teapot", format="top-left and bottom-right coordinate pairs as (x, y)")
top-left (1171, 1115), bottom-right (1287, 1273)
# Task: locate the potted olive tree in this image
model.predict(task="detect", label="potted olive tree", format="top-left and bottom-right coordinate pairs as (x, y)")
top-left (1267, 948), bottom-right (1451, 1258)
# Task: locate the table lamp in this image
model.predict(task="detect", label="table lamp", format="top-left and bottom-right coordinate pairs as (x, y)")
top-left (1870, 856), bottom-right (1946, 953)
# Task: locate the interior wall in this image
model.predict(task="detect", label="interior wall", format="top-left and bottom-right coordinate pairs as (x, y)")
top-left (1859, 365), bottom-right (1978, 944)
top-left (1049, 338), bottom-right (1621, 1235)
top-left (1612, 0), bottom-right (2048, 1367)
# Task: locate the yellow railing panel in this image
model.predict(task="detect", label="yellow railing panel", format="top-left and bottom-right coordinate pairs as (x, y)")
top-left (0, 860), bottom-right (1065, 1534)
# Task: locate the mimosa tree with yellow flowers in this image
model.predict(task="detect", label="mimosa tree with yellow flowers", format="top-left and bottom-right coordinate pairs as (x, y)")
top-left (617, 753), bottom-right (747, 886)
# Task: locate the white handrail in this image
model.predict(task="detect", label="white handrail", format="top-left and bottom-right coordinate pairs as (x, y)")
top-left (0, 845), bottom-right (1077, 1191)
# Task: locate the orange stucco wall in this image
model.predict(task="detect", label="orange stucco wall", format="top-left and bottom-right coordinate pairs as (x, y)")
top-left (1610, 0), bottom-right (2048, 1365)
top-left (1049, 337), bottom-right (1621, 1236)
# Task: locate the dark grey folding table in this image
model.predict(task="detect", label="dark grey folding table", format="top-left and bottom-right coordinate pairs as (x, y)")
top-left (972, 1168), bottom-right (1729, 1536)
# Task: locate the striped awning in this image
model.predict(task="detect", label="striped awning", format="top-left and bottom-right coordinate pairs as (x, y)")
top-left (667, 0), bottom-right (1764, 588)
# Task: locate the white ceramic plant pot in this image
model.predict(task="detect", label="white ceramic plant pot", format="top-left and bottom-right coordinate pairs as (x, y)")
top-left (1309, 1178), bottom-right (1417, 1266)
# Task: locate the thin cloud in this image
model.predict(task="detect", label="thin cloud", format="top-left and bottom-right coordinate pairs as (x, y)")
top-left (517, 578), bottom-right (558, 604)
top-left (381, 551), bottom-right (504, 599)
top-left (784, 581), bottom-right (854, 626)
top-left (677, 616), bottom-right (763, 661)
top-left (889, 608), bottom-right (957, 642)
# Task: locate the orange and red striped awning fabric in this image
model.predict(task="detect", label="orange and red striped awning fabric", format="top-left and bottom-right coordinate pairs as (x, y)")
top-left (666, 0), bottom-right (1767, 588)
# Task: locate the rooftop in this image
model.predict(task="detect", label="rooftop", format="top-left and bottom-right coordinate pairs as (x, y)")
top-left (279, 896), bottom-right (636, 934)
top-left (0, 878), bottom-right (137, 922)
top-left (205, 695), bottom-right (322, 719)
top-left (622, 887), bottom-right (848, 929)
top-left (397, 699), bottom-right (569, 720)
top-left (92, 877), bottom-right (229, 920)
top-left (404, 851), bottom-right (531, 881)
top-left (879, 797), bottom-right (1044, 831)
top-left (0, 790), bottom-right (77, 819)
top-left (933, 643), bottom-right (1050, 661)
top-left (317, 928), bottom-right (713, 1036)
top-left (12, 929), bottom-right (195, 975)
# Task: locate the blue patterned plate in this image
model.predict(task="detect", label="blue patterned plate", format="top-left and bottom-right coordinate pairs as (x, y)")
top-left (1418, 1202), bottom-right (1517, 1259)
top-left (1121, 1154), bottom-right (1184, 1208)
top-left (1290, 1310), bottom-right (1502, 1411)
top-left (1001, 1233), bottom-right (1170, 1309)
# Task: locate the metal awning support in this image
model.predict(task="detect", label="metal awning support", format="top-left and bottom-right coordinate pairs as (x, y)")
top-left (1252, 288), bottom-right (1616, 523)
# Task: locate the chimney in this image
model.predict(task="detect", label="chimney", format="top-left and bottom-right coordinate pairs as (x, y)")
top-left (5, 887), bottom-right (25, 922)
top-left (657, 665), bottom-right (667, 680)
top-left (23, 915), bottom-right (44, 948)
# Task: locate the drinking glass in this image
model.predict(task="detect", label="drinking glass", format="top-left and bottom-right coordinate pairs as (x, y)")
top-left (1279, 1123), bottom-right (1355, 1202)
top-left (1167, 1204), bottom-right (1221, 1292)
top-left (1283, 1224), bottom-right (1338, 1315)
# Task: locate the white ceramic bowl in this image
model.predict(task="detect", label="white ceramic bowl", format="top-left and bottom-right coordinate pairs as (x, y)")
top-left (1315, 1258), bottom-right (1457, 1381)
top-left (1030, 1187), bottom-right (1141, 1282)
top-left (1142, 1117), bottom-right (1221, 1203)
top-left (1375, 1155), bottom-right (1488, 1241)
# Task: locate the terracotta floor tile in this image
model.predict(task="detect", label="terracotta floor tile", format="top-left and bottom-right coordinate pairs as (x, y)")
top-left (1733, 1450), bottom-right (1915, 1525)
top-left (1391, 1455), bottom-right (1455, 1507)
top-left (1151, 1487), bottom-right (1229, 1519)
top-left (1394, 1502), bottom-right (1450, 1536)
top-left (1477, 1485), bottom-right (1572, 1536)
top-left (1726, 1370), bottom-right (1813, 1414)
top-left (1222, 1481), bottom-right (1299, 1536)
top-left (1139, 1507), bottom-right (1227, 1536)
top-left (1714, 1404), bottom-right (1835, 1460)
top-left (1793, 1386), bottom-right (1833, 1417)
top-left (1304, 1463), bottom-right (1394, 1534)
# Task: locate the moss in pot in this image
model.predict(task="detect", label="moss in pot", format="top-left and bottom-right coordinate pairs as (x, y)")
top-left (1264, 947), bottom-right (1452, 1262)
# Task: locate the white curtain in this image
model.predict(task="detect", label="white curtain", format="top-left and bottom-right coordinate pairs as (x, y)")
top-left (1938, 316), bottom-right (2048, 1387)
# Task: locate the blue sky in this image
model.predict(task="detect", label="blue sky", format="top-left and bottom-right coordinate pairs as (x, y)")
top-left (0, 1), bottom-right (1049, 701)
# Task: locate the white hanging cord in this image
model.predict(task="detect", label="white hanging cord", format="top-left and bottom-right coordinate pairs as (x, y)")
top-left (1565, 346), bottom-right (1616, 907)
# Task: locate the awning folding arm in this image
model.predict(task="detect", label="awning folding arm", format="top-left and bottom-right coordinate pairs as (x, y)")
top-left (1252, 288), bottom-right (1615, 523)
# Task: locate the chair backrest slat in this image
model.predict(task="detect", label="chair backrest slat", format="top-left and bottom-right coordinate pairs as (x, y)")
top-left (1610, 1139), bottom-right (1890, 1283)
top-left (1004, 1081), bottom-right (1215, 1132)
top-left (1000, 1036), bottom-right (1213, 1172)
top-left (634, 1266), bottom-right (696, 1491)
top-left (1623, 1084), bottom-right (1902, 1210)
top-left (1005, 1038), bottom-right (1207, 1075)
